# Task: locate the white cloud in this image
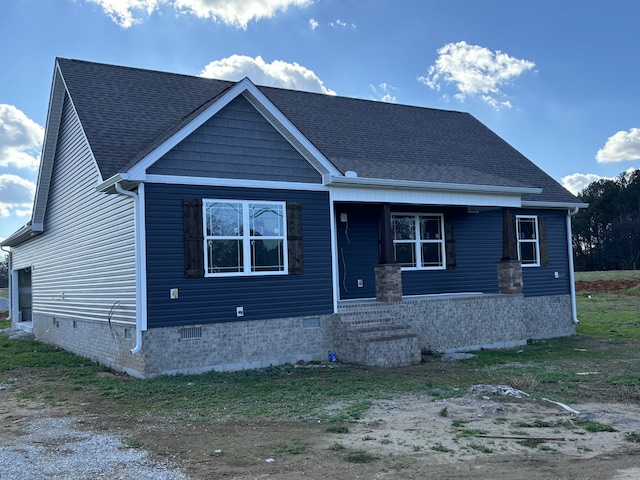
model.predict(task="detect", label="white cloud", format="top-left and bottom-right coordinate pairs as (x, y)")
top-left (418, 41), bottom-right (535, 110)
top-left (308, 18), bottom-right (319, 29)
top-left (370, 83), bottom-right (397, 103)
top-left (199, 55), bottom-right (336, 95)
top-left (0, 104), bottom-right (43, 171)
top-left (562, 167), bottom-right (639, 195)
top-left (329, 18), bottom-right (355, 28)
top-left (85, 0), bottom-right (312, 29)
top-left (595, 128), bottom-right (640, 163)
top-left (561, 172), bottom-right (609, 196)
top-left (0, 174), bottom-right (35, 218)
top-left (85, 0), bottom-right (161, 28)
top-left (175, 0), bottom-right (312, 29)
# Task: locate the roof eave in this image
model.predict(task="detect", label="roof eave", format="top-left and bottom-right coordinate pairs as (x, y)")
top-left (328, 176), bottom-right (543, 196)
top-left (521, 200), bottom-right (589, 209)
top-left (96, 173), bottom-right (140, 194)
top-left (1, 223), bottom-right (44, 248)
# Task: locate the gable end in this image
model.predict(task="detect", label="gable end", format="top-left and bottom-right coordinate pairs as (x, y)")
top-left (147, 95), bottom-right (323, 184)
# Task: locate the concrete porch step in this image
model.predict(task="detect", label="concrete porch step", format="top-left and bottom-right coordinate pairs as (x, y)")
top-left (336, 316), bottom-right (421, 367)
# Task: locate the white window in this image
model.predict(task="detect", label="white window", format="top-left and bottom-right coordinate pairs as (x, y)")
top-left (516, 215), bottom-right (540, 267)
top-left (392, 213), bottom-right (445, 270)
top-left (203, 200), bottom-right (287, 276)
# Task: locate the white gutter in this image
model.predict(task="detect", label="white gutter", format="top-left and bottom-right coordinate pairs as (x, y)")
top-left (328, 175), bottom-right (543, 195)
top-left (567, 207), bottom-right (580, 324)
top-left (522, 200), bottom-right (590, 209)
top-left (114, 182), bottom-right (144, 354)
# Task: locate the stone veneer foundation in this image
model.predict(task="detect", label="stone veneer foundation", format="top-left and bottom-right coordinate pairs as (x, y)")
top-left (31, 294), bottom-right (575, 377)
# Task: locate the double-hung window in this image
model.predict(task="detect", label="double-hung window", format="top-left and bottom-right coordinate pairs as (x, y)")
top-left (392, 213), bottom-right (445, 269)
top-left (516, 215), bottom-right (540, 267)
top-left (204, 200), bottom-right (287, 276)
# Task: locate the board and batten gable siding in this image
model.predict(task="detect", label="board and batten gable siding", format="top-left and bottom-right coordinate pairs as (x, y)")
top-left (147, 95), bottom-right (323, 184)
top-left (10, 94), bottom-right (136, 324)
top-left (335, 205), bottom-right (572, 299)
top-left (144, 183), bottom-right (333, 328)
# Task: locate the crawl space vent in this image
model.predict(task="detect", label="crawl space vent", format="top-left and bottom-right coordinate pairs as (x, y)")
top-left (179, 326), bottom-right (202, 340)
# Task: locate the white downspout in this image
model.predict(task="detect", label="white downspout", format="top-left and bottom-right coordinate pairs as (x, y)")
top-left (1, 246), bottom-right (11, 322)
top-left (114, 182), bottom-right (144, 354)
top-left (567, 207), bottom-right (580, 324)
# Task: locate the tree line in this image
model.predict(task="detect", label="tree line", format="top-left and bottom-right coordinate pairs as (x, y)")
top-left (572, 168), bottom-right (640, 271)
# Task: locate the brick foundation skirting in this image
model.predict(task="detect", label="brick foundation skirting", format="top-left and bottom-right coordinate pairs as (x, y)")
top-left (31, 294), bottom-right (574, 377)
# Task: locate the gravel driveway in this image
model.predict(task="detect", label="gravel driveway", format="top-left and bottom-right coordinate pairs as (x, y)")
top-left (0, 417), bottom-right (189, 479)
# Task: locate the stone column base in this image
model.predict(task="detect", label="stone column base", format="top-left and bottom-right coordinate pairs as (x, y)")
top-left (375, 264), bottom-right (403, 302)
top-left (497, 260), bottom-right (523, 294)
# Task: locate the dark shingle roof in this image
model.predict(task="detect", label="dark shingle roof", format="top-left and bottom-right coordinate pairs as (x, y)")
top-left (57, 58), bottom-right (580, 205)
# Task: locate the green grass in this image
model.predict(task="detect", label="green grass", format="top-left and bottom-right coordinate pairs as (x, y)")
top-left (575, 271), bottom-right (640, 282)
top-left (124, 437), bottom-right (144, 448)
top-left (342, 450), bottom-right (379, 463)
top-left (1, 269), bottom-right (640, 419)
top-left (328, 442), bottom-right (346, 451)
top-left (625, 432), bottom-right (640, 443)
top-left (468, 442), bottom-right (493, 453)
top-left (574, 270), bottom-right (640, 341)
top-left (275, 438), bottom-right (307, 454)
top-left (431, 442), bottom-right (454, 453)
top-left (0, 288), bottom-right (8, 299)
top-left (326, 424), bottom-right (349, 434)
top-left (575, 419), bottom-right (616, 433)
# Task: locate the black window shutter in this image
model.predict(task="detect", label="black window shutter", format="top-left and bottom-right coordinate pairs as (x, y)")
top-left (538, 216), bottom-right (549, 267)
top-left (183, 199), bottom-right (204, 278)
top-left (287, 202), bottom-right (304, 275)
top-left (445, 219), bottom-right (457, 269)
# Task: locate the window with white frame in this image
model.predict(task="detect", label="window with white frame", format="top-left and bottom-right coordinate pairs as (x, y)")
top-left (203, 200), bottom-right (287, 276)
top-left (516, 215), bottom-right (540, 267)
top-left (392, 213), bottom-right (445, 269)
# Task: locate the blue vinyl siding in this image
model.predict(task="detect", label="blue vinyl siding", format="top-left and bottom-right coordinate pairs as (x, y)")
top-left (402, 209), bottom-right (502, 295)
top-left (336, 205), bottom-right (571, 299)
top-left (519, 209), bottom-right (571, 297)
top-left (335, 204), bottom-right (380, 299)
top-left (145, 183), bottom-right (333, 328)
top-left (148, 95), bottom-right (322, 183)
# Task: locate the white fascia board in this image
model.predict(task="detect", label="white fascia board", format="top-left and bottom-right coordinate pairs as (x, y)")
top-left (521, 200), bottom-right (589, 209)
top-left (329, 176), bottom-right (542, 195)
top-left (0, 223), bottom-right (44, 248)
top-left (144, 174), bottom-right (329, 192)
top-left (96, 173), bottom-right (126, 192)
top-left (331, 184), bottom-right (522, 207)
top-left (30, 65), bottom-right (67, 228)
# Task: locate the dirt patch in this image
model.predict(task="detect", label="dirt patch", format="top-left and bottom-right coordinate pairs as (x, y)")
top-left (3, 381), bottom-right (640, 479)
top-left (575, 279), bottom-right (640, 293)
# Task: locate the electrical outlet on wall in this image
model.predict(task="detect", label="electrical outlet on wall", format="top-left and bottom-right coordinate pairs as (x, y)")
top-left (236, 306), bottom-right (244, 317)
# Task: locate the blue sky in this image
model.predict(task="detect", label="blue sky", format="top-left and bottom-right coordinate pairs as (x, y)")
top-left (1, 0), bottom-right (639, 242)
